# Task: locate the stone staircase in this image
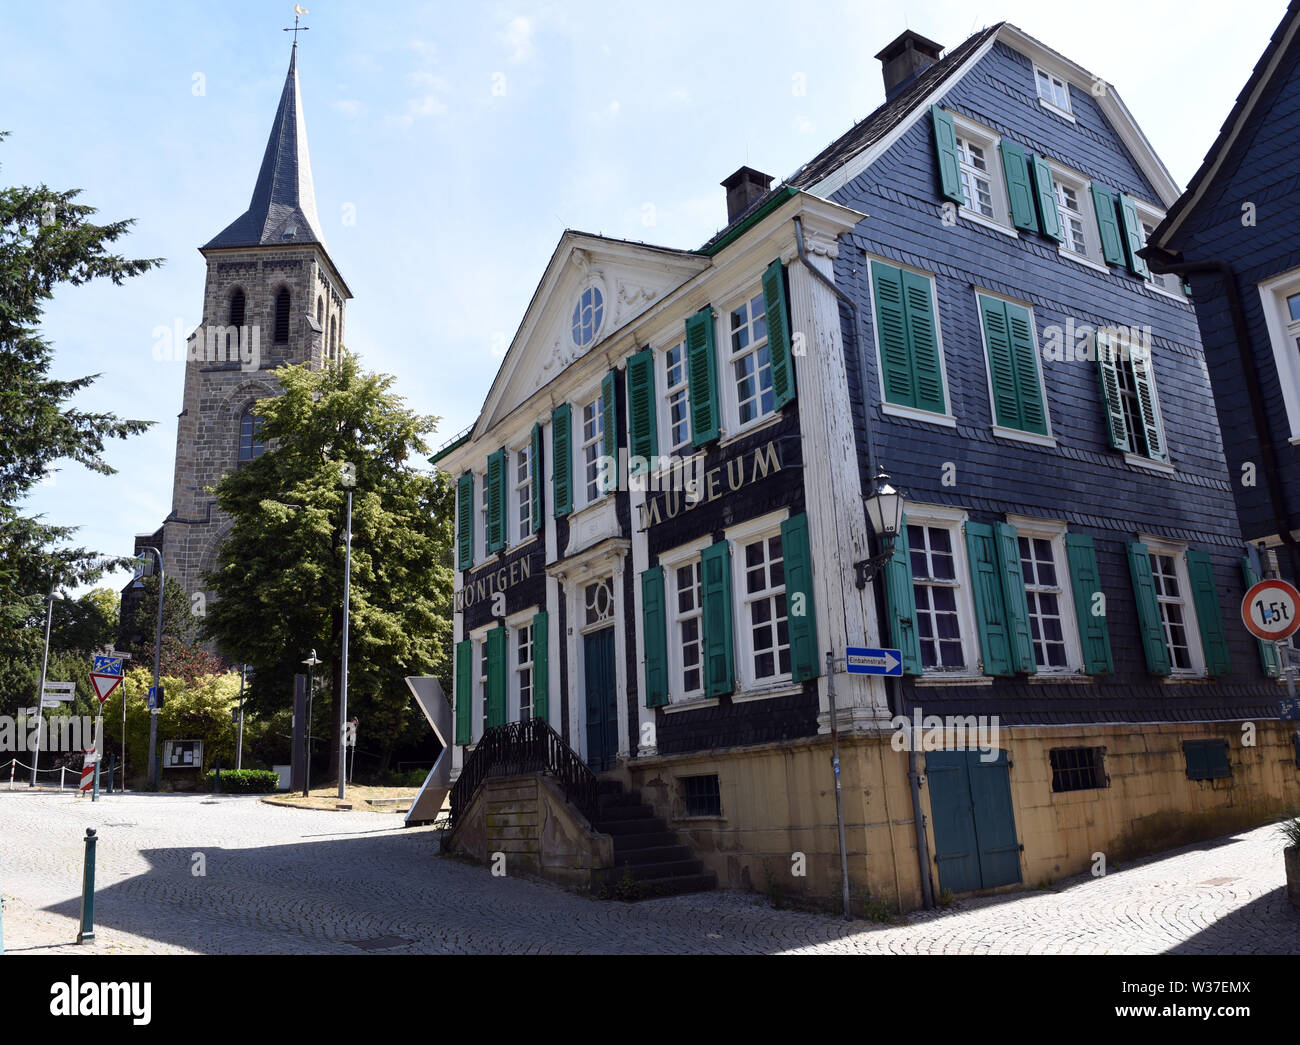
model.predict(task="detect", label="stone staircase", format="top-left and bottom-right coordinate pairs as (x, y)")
top-left (593, 780), bottom-right (715, 897)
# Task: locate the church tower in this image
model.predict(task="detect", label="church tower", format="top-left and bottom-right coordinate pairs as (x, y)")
top-left (144, 42), bottom-right (352, 613)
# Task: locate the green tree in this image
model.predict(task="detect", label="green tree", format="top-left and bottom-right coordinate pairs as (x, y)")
top-left (120, 575), bottom-right (195, 650)
top-left (0, 131), bottom-right (161, 653)
top-left (202, 354), bottom-right (453, 780)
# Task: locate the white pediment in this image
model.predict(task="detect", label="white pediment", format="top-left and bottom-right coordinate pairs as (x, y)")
top-left (476, 232), bottom-right (709, 436)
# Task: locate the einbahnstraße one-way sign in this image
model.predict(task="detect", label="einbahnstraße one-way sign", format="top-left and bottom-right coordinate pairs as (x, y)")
top-left (845, 647), bottom-right (904, 676)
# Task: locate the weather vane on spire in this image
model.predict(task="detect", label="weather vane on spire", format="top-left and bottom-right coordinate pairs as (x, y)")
top-left (284, 4), bottom-right (310, 44)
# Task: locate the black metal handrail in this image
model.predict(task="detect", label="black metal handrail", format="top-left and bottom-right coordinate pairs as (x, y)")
top-left (449, 718), bottom-right (598, 825)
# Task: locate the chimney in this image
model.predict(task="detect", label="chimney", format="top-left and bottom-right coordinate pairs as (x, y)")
top-left (721, 166), bottom-right (774, 224)
top-left (875, 30), bottom-right (945, 101)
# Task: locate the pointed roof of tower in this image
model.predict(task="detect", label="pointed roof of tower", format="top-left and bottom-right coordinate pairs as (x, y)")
top-left (204, 43), bottom-right (327, 251)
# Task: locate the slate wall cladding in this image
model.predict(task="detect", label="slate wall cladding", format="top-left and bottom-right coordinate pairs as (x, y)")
top-left (826, 39), bottom-right (1280, 722)
top-left (1155, 32), bottom-right (1300, 546)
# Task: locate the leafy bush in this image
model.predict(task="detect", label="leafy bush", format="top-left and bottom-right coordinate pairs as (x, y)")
top-left (206, 768), bottom-right (280, 794)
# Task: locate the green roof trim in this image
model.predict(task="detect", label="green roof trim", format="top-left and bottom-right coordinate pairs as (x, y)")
top-left (698, 186), bottom-right (799, 256)
top-left (429, 430), bottom-right (472, 467)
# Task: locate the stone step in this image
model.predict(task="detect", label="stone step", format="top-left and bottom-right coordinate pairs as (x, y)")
top-left (612, 831), bottom-right (680, 853)
top-left (623, 858), bottom-right (703, 881)
top-left (614, 844), bottom-right (693, 866)
top-left (592, 803), bottom-right (654, 823)
top-left (631, 872), bottom-right (716, 898)
top-left (598, 816), bottom-right (669, 836)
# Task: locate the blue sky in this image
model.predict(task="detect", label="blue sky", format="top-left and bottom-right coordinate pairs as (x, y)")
top-left (3, 0), bottom-right (1288, 597)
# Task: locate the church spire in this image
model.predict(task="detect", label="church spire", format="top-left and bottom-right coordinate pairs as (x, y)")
top-left (204, 42), bottom-right (326, 250)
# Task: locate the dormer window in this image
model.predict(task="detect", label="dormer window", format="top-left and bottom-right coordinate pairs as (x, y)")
top-left (571, 287), bottom-right (604, 348)
top-left (1034, 66), bottom-right (1073, 117)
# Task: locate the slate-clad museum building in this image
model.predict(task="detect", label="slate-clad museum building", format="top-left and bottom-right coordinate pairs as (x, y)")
top-left (434, 23), bottom-right (1300, 910)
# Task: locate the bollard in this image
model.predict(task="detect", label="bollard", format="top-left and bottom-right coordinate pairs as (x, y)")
top-left (8, 760), bottom-right (13, 790)
top-left (60, 766), bottom-right (65, 791)
top-left (76, 828), bottom-right (97, 944)
top-left (107, 755), bottom-right (115, 795)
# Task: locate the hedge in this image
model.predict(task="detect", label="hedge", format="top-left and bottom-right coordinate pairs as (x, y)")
top-left (206, 768), bottom-right (281, 794)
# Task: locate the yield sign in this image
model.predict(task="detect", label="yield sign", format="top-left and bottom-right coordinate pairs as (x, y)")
top-left (89, 672), bottom-right (122, 704)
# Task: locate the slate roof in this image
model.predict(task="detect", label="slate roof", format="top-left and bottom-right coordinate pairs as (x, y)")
top-left (1148, 0), bottom-right (1300, 251)
top-left (695, 23), bottom-right (1002, 254)
top-left (204, 43), bottom-right (327, 251)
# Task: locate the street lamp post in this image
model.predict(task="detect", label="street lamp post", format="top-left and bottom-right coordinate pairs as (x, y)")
top-left (302, 650), bottom-right (319, 797)
top-left (30, 587), bottom-right (58, 787)
top-left (236, 664), bottom-right (247, 771)
top-left (338, 473), bottom-right (354, 801)
top-left (139, 547), bottom-right (166, 792)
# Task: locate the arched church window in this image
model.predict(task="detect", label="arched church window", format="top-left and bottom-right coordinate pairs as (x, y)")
top-left (239, 411), bottom-right (266, 462)
top-left (273, 288), bottom-right (291, 344)
top-left (328, 316), bottom-right (336, 360)
top-left (230, 288), bottom-right (246, 328)
top-left (317, 296), bottom-right (324, 326)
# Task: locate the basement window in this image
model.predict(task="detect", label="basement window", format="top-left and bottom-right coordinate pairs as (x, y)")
top-left (1049, 746), bottom-right (1107, 792)
top-left (1183, 738), bottom-right (1231, 781)
top-left (681, 774), bottom-right (721, 817)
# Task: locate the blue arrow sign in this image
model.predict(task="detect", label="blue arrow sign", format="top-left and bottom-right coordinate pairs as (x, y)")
top-left (147, 686), bottom-right (160, 710)
top-left (845, 647), bottom-right (903, 676)
top-left (92, 655), bottom-right (123, 677)
top-left (1279, 696), bottom-right (1300, 721)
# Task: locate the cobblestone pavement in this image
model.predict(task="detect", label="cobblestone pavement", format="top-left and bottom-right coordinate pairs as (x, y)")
top-left (1, 791), bottom-right (1296, 954)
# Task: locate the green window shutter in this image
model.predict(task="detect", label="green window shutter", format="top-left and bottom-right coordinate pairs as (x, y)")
top-left (965, 521), bottom-right (1014, 677)
top-left (1006, 302), bottom-right (1047, 434)
top-left (885, 516), bottom-right (923, 675)
top-left (486, 625), bottom-right (506, 728)
top-left (685, 308), bottom-right (720, 447)
top-left (454, 639), bottom-right (472, 745)
top-left (1116, 192), bottom-right (1152, 278)
top-left (486, 448), bottom-right (506, 553)
top-left (551, 403), bottom-right (572, 518)
top-left (641, 566), bottom-right (669, 707)
top-left (1129, 348), bottom-right (1166, 461)
top-left (999, 141), bottom-right (1039, 233)
top-left (532, 611), bottom-right (549, 720)
top-left (700, 540), bottom-right (734, 697)
top-left (1183, 739), bottom-right (1208, 779)
top-left (1091, 184), bottom-right (1126, 266)
top-left (530, 422), bottom-right (544, 534)
top-left (1030, 155), bottom-right (1063, 242)
top-left (1096, 332), bottom-right (1130, 451)
top-left (901, 269), bottom-right (945, 414)
top-left (994, 522), bottom-right (1036, 674)
top-left (1126, 542), bottom-right (1171, 675)
top-left (1186, 550), bottom-right (1231, 677)
top-left (1064, 534), bottom-right (1114, 674)
top-left (625, 348), bottom-right (658, 468)
top-left (931, 105), bottom-right (965, 205)
top-left (781, 512), bottom-right (820, 682)
top-left (980, 296), bottom-right (1020, 429)
top-left (600, 368), bottom-right (618, 493)
top-left (456, 473), bottom-right (475, 570)
top-left (1240, 557), bottom-right (1282, 677)
top-left (763, 259), bottom-right (796, 409)
top-left (871, 261), bottom-right (915, 408)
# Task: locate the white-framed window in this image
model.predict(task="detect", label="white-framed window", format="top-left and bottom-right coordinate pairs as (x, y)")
top-left (1013, 524), bottom-right (1083, 673)
top-left (477, 636), bottom-right (490, 737)
top-left (580, 394), bottom-right (604, 505)
top-left (951, 116), bottom-right (1012, 230)
top-left (737, 527), bottom-right (790, 685)
top-left (1257, 268), bottom-right (1300, 439)
top-left (515, 621), bottom-right (533, 722)
top-left (662, 341), bottom-right (692, 456)
top-left (1114, 349), bottom-right (1149, 456)
top-left (909, 520), bottom-right (968, 671)
top-left (1144, 541), bottom-right (1204, 675)
top-left (478, 471), bottom-right (490, 565)
top-left (583, 576), bottom-right (615, 629)
top-left (956, 135), bottom-right (995, 218)
top-left (513, 443), bottom-right (532, 543)
top-left (672, 559), bottom-right (704, 700)
top-left (1034, 65), bottom-right (1072, 116)
top-left (1050, 166), bottom-right (1103, 265)
top-left (1132, 202), bottom-right (1182, 295)
top-left (727, 289), bottom-right (776, 430)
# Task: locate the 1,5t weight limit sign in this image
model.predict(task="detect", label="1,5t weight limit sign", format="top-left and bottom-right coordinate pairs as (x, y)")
top-left (1241, 579), bottom-right (1300, 641)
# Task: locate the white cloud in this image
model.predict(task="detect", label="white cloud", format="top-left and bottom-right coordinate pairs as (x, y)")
top-left (408, 95), bottom-right (449, 118)
top-left (793, 115), bottom-right (815, 134)
top-left (333, 99), bottom-right (363, 118)
top-left (502, 15), bottom-right (534, 63)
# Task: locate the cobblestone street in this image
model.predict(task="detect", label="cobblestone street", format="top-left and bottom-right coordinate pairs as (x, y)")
top-left (1, 792), bottom-right (1296, 955)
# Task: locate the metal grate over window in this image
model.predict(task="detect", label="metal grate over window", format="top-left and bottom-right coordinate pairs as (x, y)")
top-left (1049, 746), bottom-right (1107, 793)
top-left (682, 774), bottom-right (721, 817)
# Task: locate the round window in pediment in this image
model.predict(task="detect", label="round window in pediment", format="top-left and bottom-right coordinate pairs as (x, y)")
top-left (571, 286), bottom-right (604, 348)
